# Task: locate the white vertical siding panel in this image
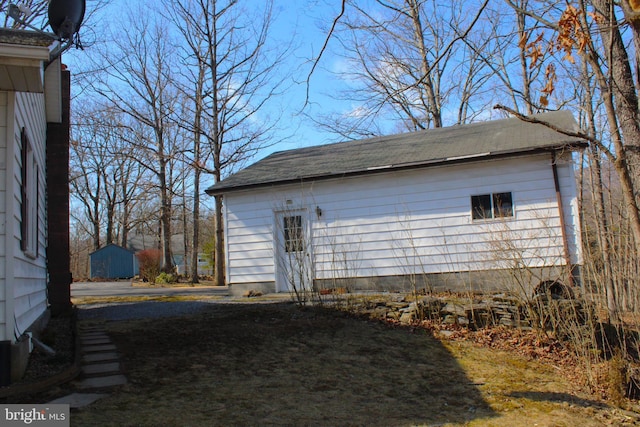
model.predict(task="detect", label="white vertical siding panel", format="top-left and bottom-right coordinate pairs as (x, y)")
top-left (10, 92), bottom-right (47, 338)
top-left (0, 91), bottom-right (7, 340)
top-left (224, 154), bottom-right (578, 287)
top-left (224, 193), bottom-right (275, 285)
top-left (556, 154), bottom-right (582, 264)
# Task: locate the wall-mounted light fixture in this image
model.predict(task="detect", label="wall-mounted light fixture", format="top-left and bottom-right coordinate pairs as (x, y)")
top-left (316, 206), bottom-right (322, 218)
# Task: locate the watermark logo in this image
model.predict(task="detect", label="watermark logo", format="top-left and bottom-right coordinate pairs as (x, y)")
top-left (2, 405), bottom-right (69, 426)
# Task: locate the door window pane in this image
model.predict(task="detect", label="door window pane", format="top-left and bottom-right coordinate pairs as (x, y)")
top-left (284, 215), bottom-right (303, 252)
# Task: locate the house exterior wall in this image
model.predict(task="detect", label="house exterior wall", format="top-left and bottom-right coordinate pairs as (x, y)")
top-left (0, 91), bottom-right (8, 341)
top-left (223, 153), bottom-right (581, 294)
top-left (0, 32), bottom-right (67, 385)
top-left (2, 91), bottom-right (48, 342)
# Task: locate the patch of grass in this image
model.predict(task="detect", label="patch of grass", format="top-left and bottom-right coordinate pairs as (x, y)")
top-left (64, 303), bottom-right (635, 426)
top-left (131, 280), bottom-right (216, 288)
top-left (71, 295), bottom-right (225, 305)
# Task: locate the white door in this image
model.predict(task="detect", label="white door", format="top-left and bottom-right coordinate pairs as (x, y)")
top-left (275, 211), bottom-right (312, 293)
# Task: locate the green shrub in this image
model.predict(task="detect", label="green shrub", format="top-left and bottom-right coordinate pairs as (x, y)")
top-left (155, 272), bottom-right (177, 284)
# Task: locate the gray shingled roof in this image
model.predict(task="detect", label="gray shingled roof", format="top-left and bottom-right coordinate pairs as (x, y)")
top-left (206, 111), bottom-right (586, 195)
top-left (0, 28), bottom-right (57, 47)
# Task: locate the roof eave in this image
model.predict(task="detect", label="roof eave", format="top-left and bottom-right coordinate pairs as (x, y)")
top-left (205, 141), bottom-right (587, 196)
top-left (0, 30), bottom-right (61, 93)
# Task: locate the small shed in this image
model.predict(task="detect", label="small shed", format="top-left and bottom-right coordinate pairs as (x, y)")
top-left (206, 111), bottom-right (586, 296)
top-left (90, 244), bottom-right (139, 279)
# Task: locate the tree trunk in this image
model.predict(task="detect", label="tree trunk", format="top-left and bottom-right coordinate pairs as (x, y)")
top-left (191, 66), bottom-right (205, 284)
top-left (159, 160), bottom-right (173, 271)
top-left (214, 195), bottom-right (224, 286)
top-left (91, 189), bottom-right (100, 251)
top-left (516, 3), bottom-right (534, 114)
top-left (182, 196), bottom-right (189, 277)
top-left (408, 0), bottom-right (442, 128)
top-left (121, 194), bottom-right (130, 248)
top-left (105, 202), bottom-right (115, 245)
top-left (581, 57), bottom-right (618, 318)
top-left (191, 170), bottom-right (200, 283)
top-left (589, 0), bottom-right (640, 257)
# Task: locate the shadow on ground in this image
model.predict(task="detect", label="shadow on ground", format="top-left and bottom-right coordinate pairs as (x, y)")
top-left (77, 301), bottom-right (218, 321)
top-left (72, 302), bottom-right (496, 426)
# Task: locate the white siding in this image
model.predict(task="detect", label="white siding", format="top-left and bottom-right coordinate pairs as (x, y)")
top-left (0, 91), bottom-right (8, 340)
top-left (6, 92), bottom-right (47, 341)
top-left (223, 153), bottom-right (581, 289)
top-left (556, 154), bottom-right (582, 265)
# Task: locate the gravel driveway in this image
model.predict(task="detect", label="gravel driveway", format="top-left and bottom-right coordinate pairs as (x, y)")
top-left (77, 301), bottom-right (221, 321)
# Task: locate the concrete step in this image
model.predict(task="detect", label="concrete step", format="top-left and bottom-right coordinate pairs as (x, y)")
top-left (83, 351), bottom-right (120, 364)
top-left (47, 322), bottom-right (128, 407)
top-left (47, 392), bottom-right (109, 409)
top-left (82, 362), bottom-right (121, 376)
top-left (75, 374), bottom-right (128, 389)
top-left (81, 338), bottom-right (112, 346)
top-left (82, 344), bottom-right (118, 353)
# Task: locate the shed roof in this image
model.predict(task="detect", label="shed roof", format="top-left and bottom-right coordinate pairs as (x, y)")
top-left (89, 243), bottom-right (136, 257)
top-left (206, 111), bottom-right (587, 195)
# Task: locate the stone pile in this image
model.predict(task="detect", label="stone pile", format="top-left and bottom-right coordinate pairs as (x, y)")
top-left (343, 293), bottom-right (586, 331)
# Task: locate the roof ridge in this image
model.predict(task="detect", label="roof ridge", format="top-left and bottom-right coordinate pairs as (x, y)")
top-left (207, 111), bottom-right (585, 195)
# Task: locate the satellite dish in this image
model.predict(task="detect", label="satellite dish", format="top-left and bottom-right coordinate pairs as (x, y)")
top-left (48, 0), bottom-right (86, 40)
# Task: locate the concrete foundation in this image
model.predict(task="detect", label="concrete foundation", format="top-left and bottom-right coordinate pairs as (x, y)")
top-left (230, 265), bottom-right (580, 297)
top-left (228, 281), bottom-right (276, 297)
top-left (316, 266), bottom-right (577, 296)
top-left (2, 309), bottom-right (51, 385)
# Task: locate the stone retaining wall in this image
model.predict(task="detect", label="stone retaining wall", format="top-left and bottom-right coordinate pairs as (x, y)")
top-left (337, 293), bottom-right (588, 331)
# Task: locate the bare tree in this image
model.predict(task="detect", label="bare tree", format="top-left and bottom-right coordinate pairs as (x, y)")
top-left (70, 131), bottom-right (104, 252)
top-left (576, 59), bottom-right (619, 318)
top-left (166, 0), bottom-right (289, 285)
top-left (315, 0), bottom-right (489, 138)
top-left (71, 103), bottom-right (156, 252)
top-left (500, 1), bottom-right (640, 264)
top-left (163, 1), bottom-right (209, 282)
top-left (459, 1), bottom-right (557, 116)
top-left (87, 7), bottom-right (181, 271)
top-left (0, 0), bottom-right (48, 29)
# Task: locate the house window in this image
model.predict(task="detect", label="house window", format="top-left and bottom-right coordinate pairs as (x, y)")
top-left (283, 215), bottom-right (303, 252)
top-left (471, 192), bottom-right (513, 220)
top-left (20, 128), bottom-right (39, 258)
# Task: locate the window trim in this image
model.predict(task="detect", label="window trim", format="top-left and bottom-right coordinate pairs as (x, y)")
top-left (20, 128), bottom-right (39, 259)
top-left (471, 191), bottom-right (514, 221)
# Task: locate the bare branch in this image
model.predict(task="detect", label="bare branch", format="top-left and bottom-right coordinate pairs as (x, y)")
top-left (304, 0), bottom-right (347, 108)
top-left (493, 103), bottom-right (614, 161)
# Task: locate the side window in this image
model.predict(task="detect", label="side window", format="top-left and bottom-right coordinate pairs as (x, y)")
top-left (471, 194), bottom-right (492, 220)
top-left (283, 215), bottom-right (303, 252)
top-left (471, 192), bottom-right (513, 220)
top-left (493, 192), bottom-right (513, 218)
top-left (20, 128), bottom-right (39, 258)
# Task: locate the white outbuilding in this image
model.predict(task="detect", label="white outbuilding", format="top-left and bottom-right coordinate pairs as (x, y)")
top-left (206, 112), bottom-right (586, 297)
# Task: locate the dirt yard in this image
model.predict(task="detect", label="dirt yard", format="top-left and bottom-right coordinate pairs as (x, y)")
top-left (67, 301), bottom-right (639, 426)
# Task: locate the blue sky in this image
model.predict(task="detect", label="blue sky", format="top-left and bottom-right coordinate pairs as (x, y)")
top-left (62, 0), bottom-right (350, 160)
